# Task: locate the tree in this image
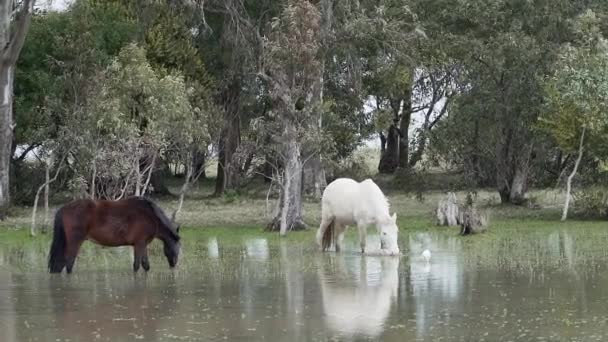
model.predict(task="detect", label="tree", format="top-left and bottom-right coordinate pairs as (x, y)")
top-left (260, 0), bottom-right (323, 235)
top-left (421, 0), bottom-right (580, 204)
top-left (344, 1), bottom-right (421, 174)
top-left (0, 0), bottom-right (35, 216)
top-left (541, 10), bottom-right (608, 220)
top-left (13, 0), bottom-right (136, 205)
top-left (197, 0), bottom-right (278, 196)
top-left (68, 44), bottom-right (209, 201)
top-left (141, 0), bottom-right (217, 195)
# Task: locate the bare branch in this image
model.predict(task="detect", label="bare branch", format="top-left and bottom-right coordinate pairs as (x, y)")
top-left (30, 152), bottom-right (67, 236)
top-left (4, 0), bottom-right (35, 64)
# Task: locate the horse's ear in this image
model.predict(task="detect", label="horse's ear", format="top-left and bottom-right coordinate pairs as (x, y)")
top-left (391, 213), bottom-right (397, 222)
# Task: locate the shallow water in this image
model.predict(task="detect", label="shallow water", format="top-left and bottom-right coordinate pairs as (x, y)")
top-left (2, 228), bottom-right (608, 341)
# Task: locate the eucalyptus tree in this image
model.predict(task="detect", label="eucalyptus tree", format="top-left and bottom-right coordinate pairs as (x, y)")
top-left (421, 0), bottom-right (580, 204)
top-left (541, 10), bottom-right (608, 220)
top-left (0, 0), bottom-right (35, 216)
top-left (259, 0), bottom-right (324, 234)
top-left (13, 0), bottom-right (136, 206)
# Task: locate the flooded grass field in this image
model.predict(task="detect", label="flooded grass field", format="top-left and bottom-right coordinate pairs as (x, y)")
top-left (2, 221), bottom-right (608, 342)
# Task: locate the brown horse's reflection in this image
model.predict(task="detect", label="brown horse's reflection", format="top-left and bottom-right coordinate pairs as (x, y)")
top-left (47, 271), bottom-right (179, 341)
top-left (318, 254), bottom-right (400, 338)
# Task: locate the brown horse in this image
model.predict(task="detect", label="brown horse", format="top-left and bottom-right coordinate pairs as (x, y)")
top-left (48, 197), bottom-right (181, 274)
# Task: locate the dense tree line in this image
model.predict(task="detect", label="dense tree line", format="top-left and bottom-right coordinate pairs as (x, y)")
top-left (1, 0), bottom-right (607, 229)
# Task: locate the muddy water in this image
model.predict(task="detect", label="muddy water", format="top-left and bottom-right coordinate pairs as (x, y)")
top-left (2, 229), bottom-right (608, 341)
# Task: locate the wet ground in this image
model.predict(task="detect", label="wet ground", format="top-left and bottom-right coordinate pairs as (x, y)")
top-left (1, 227), bottom-right (608, 341)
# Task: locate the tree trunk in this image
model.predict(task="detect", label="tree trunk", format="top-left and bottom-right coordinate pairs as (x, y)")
top-left (509, 164), bottom-right (528, 205)
top-left (495, 126), bottom-right (514, 204)
top-left (301, 0), bottom-right (330, 198)
top-left (0, 66), bottom-right (12, 217)
top-left (398, 78), bottom-right (413, 169)
top-left (214, 79), bottom-right (241, 196)
top-left (562, 127), bottom-right (585, 221)
top-left (399, 110), bottom-right (412, 168)
top-left (31, 155), bottom-right (64, 236)
top-left (0, 0), bottom-right (34, 217)
top-left (172, 161), bottom-right (193, 222)
top-left (495, 125), bottom-right (533, 205)
top-left (267, 124), bottom-right (306, 235)
top-left (42, 160), bottom-right (50, 233)
top-left (303, 155), bottom-right (326, 198)
top-left (378, 124), bottom-right (400, 174)
top-left (149, 162), bottom-right (172, 196)
top-left (263, 157), bottom-right (274, 183)
top-left (193, 149), bottom-right (206, 180)
top-left (437, 192), bottom-right (459, 226)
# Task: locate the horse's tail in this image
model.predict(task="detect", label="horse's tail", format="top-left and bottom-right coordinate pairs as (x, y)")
top-left (48, 208), bottom-right (67, 273)
top-left (321, 219), bottom-right (335, 252)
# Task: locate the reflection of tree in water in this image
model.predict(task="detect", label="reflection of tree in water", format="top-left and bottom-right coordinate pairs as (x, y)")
top-left (44, 272), bottom-right (179, 341)
top-left (163, 238), bottom-right (324, 341)
top-left (318, 253), bottom-right (399, 338)
top-left (407, 232), bottom-right (465, 339)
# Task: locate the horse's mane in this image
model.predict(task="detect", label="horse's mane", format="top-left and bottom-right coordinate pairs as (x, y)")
top-left (132, 197), bottom-right (180, 241)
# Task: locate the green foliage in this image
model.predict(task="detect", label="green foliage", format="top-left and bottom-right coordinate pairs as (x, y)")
top-left (541, 9), bottom-right (608, 161)
top-left (15, 0), bottom-right (137, 147)
top-left (573, 188), bottom-right (608, 219)
top-left (421, 0), bottom-right (585, 192)
top-left (63, 43), bottom-right (212, 198)
top-left (91, 44), bottom-right (197, 140)
top-left (326, 150), bottom-right (375, 182)
top-left (143, 5), bottom-right (214, 91)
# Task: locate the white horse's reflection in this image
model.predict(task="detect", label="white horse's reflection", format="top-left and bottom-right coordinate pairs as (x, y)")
top-left (245, 238), bottom-right (270, 260)
top-left (318, 254), bottom-right (399, 337)
top-left (207, 237), bottom-right (219, 258)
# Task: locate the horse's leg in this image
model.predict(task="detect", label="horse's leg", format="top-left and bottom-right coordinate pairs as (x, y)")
top-left (357, 223), bottom-right (367, 254)
top-left (335, 224), bottom-right (345, 253)
top-left (133, 243), bottom-right (145, 272)
top-left (315, 217), bottom-right (333, 249)
top-left (65, 237), bottom-right (85, 274)
top-left (141, 244), bottom-right (150, 272)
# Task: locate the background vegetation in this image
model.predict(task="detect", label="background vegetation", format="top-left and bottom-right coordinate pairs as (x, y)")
top-left (1, 0), bottom-right (608, 234)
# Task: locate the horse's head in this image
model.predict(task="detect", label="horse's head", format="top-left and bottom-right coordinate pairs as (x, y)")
top-left (379, 213), bottom-right (400, 255)
top-left (164, 223), bottom-right (181, 268)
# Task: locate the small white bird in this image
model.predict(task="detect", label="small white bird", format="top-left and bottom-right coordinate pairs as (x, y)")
top-left (421, 249), bottom-right (431, 263)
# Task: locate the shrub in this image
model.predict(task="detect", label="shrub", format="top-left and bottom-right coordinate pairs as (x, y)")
top-left (326, 151), bottom-right (375, 182)
top-left (572, 188), bottom-right (608, 219)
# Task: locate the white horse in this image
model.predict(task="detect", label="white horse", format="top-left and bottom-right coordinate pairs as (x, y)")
top-left (318, 254), bottom-right (400, 337)
top-left (316, 178), bottom-right (400, 255)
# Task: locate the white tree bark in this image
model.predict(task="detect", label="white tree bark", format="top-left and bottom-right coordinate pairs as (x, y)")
top-left (42, 159), bottom-right (50, 233)
top-left (90, 159), bottom-right (97, 199)
top-left (562, 127), bottom-right (586, 221)
top-left (140, 153), bottom-right (156, 196)
top-left (509, 166), bottom-right (528, 205)
top-left (0, 66), bottom-right (13, 216)
top-left (172, 151), bottom-right (208, 221)
top-left (437, 192), bottom-right (459, 226)
top-left (279, 129), bottom-right (304, 236)
top-left (172, 163), bottom-right (192, 222)
top-left (0, 0), bottom-right (35, 216)
top-left (31, 155), bottom-right (65, 236)
top-left (266, 121), bottom-right (306, 235)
